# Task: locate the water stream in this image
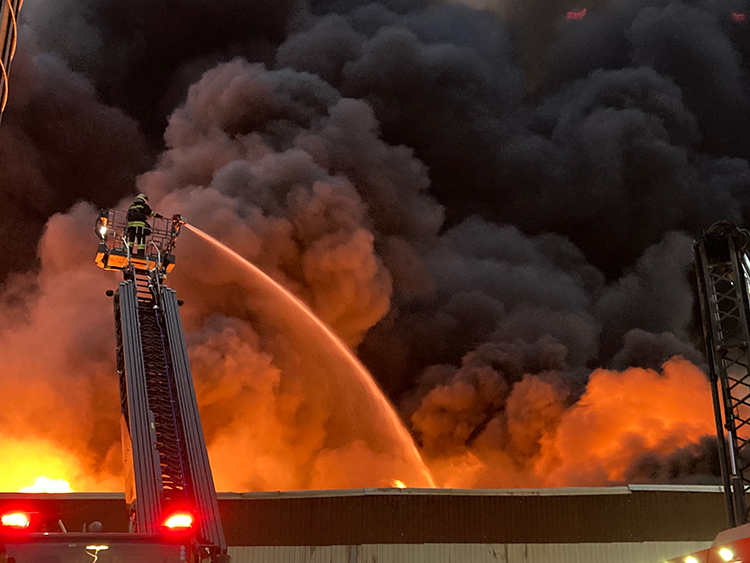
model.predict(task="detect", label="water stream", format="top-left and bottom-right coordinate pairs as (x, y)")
top-left (184, 223), bottom-right (436, 488)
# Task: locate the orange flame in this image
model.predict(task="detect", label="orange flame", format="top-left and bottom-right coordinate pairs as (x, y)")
top-left (0, 436), bottom-right (119, 492)
top-left (2, 358), bottom-right (718, 491)
top-left (535, 357), bottom-right (715, 486)
top-left (421, 357), bottom-right (716, 488)
top-left (20, 477), bottom-right (74, 493)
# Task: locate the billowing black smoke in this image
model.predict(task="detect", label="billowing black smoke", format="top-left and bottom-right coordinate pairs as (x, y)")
top-left (1, 0), bottom-right (745, 489)
top-left (20, 0), bottom-right (300, 138)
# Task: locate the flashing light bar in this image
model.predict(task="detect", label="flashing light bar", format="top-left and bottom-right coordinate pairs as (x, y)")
top-left (1, 511), bottom-right (31, 529)
top-left (163, 512), bottom-right (193, 530)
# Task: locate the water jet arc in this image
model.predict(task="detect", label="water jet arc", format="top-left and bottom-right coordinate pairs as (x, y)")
top-left (184, 223), bottom-right (436, 488)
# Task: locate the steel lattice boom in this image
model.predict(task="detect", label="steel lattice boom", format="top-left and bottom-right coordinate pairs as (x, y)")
top-left (695, 221), bottom-right (750, 527)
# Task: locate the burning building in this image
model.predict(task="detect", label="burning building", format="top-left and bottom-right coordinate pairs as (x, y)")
top-left (3, 0), bottom-right (750, 529)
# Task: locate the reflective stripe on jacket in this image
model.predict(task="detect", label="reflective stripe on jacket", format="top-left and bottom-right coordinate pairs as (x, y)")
top-left (127, 201), bottom-right (154, 227)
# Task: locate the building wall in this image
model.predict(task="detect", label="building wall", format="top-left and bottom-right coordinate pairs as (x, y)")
top-left (219, 485), bottom-right (727, 545)
top-left (227, 541), bottom-right (711, 563)
top-left (0, 484), bottom-right (728, 561)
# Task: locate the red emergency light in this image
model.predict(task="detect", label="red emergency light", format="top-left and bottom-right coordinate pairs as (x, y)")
top-left (1, 511), bottom-right (31, 529)
top-left (732, 12), bottom-right (747, 23)
top-left (163, 511), bottom-right (193, 530)
top-left (566, 8), bottom-right (587, 20)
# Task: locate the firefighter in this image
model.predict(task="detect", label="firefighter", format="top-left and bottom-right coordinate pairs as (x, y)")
top-left (126, 193), bottom-right (163, 256)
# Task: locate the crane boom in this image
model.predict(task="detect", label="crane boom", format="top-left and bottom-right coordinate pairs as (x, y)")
top-left (694, 221), bottom-right (750, 527)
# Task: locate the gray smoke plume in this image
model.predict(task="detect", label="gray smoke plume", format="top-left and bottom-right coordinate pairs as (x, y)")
top-left (1, 0), bottom-right (746, 489)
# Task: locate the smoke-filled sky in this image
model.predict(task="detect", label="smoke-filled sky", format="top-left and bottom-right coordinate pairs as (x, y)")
top-left (0, 0), bottom-right (746, 491)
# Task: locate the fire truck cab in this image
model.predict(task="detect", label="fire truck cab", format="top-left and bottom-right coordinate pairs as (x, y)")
top-left (663, 522), bottom-right (750, 562)
top-left (1, 533), bottom-right (194, 563)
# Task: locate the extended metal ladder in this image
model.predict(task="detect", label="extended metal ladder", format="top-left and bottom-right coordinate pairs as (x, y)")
top-left (98, 212), bottom-right (227, 562)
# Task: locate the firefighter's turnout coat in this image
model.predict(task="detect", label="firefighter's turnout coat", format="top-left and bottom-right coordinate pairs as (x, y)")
top-left (127, 199), bottom-right (156, 230)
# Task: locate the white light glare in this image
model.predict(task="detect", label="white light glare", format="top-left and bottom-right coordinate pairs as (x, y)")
top-left (164, 512), bottom-right (193, 529)
top-left (1, 512), bottom-right (30, 528)
top-left (719, 547), bottom-right (734, 561)
top-left (98, 225), bottom-right (107, 236)
top-left (685, 557), bottom-right (699, 563)
top-left (85, 546), bottom-right (109, 551)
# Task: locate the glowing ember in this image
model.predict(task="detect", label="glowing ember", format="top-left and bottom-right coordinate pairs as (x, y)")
top-left (566, 8), bottom-right (587, 20)
top-left (184, 224), bottom-right (436, 488)
top-left (20, 476), bottom-right (74, 493)
top-left (391, 479), bottom-right (407, 488)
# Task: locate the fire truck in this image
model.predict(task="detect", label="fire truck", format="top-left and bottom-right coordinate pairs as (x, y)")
top-left (1, 211), bottom-right (229, 563)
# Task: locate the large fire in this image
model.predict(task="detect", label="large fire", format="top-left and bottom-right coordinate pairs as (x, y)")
top-left (422, 357), bottom-right (715, 489)
top-left (20, 477), bottom-right (74, 493)
top-left (0, 0), bottom-right (746, 500)
top-left (0, 437), bottom-right (119, 492)
top-left (534, 357), bottom-right (714, 486)
top-left (0, 357), bottom-right (716, 492)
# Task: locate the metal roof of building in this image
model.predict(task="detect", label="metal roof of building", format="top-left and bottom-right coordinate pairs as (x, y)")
top-left (0, 486), bottom-right (728, 546)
